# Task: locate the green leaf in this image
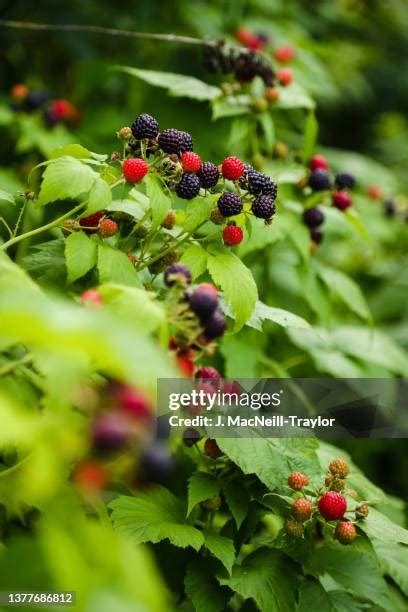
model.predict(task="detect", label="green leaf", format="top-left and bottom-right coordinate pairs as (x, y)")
top-left (106, 199), bottom-right (146, 220)
top-left (109, 486), bottom-right (204, 551)
top-left (228, 117), bottom-right (251, 148)
top-left (97, 244), bottom-right (140, 287)
top-left (180, 245), bottom-right (208, 280)
top-left (275, 83), bottom-right (315, 110)
top-left (145, 173), bottom-right (171, 230)
top-left (372, 540), bottom-right (408, 596)
top-left (298, 579), bottom-right (335, 612)
top-left (212, 98), bottom-right (249, 120)
top-left (86, 177), bottom-right (112, 215)
top-left (247, 301), bottom-right (311, 332)
top-left (280, 214), bottom-right (310, 262)
top-left (187, 472), bottom-right (221, 516)
top-left (302, 110), bottom-right (319, 162)
top-left (223, 481), bottom-right (250, 529)
top-left (205, 534), bottom-right (235, 575)
top-left (65, 231), bottom-right (97, 283)
top-left (317, 265), bottom-right (371, 321)
top-left (183, 196), bottom-right (214, 232)
top-left (50, 144), bottom-right (92, 159)
top-left (344, 208), bottom-right (371, 244)
top-left (185, 560), bottom-right (230, 612)
top-left (218, 548), bottom-right (298, 611)
top-left (0, 190), bottom-right (15, 205)
top-left (38, 156), bottom-right (98, 205)
top-left (98, 284), bottom-right (164, 332)
top-left (116, 66), bottom-right (221, 101)
top-left (0, 105), bottom-right (13, 125)
top-left (358, 508), bottom-right (408, 545)
top-left (258, 113), bottom-right (275, 151)
top-left (207, 246), bottom-right (258, 331)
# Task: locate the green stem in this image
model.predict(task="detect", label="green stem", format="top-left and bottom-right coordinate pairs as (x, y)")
top-left (0, 201), bottom-right (87, 252)
top-left (0, 353), bottom-right (33, 377)
top-left (140, 224), bottom-right (205, 271)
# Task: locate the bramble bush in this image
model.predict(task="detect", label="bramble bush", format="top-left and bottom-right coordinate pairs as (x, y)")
top-left (0, 11), bottom-right (407, 612)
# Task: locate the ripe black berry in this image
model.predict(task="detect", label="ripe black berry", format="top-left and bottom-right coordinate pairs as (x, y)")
top-left (303, 207), bottom-right (324, 228)
top-left (24, 91), bottom-right (49, 111)
top-left (310, 229), bottom-right (324, 244)
top-left (92, 413), bottom-right (128, 453)
top-left (252, 195), bottom-right (276, 219)
top-left (189, 287), bottom-right (218, 320)
top-left (140, 443), bottom-right (174, 483)
top-left (179, 131), bottom-right (193, 152)
top-left (309, 170), bottom-right (332, 191)
top-left (131, 113), bottom-right (159, 140)
top-left (335, 172), bottom-right (355, 190)
top-left (158, 128), bottom-right (184, 154)
top-left (197, 162), bottom-right (219, 188)
top-left (183, 428), bottom-right (202, 447)
top-left (218, 192), bottom-right (243, 217)
top-left (247, 171), bottom-right (278, 198)
top-left (176, 173), bottom-right (201, 200)
top-left (164, 263), bottom-right (192, 286)
top-left (384, 199), bottom-right (396, 218)
top-left (204, 309), bottom-right (227, 340)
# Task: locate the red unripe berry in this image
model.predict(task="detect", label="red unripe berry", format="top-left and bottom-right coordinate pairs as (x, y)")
top-left (366, 184), bottom-right (382, 200)
top-left (335, 521), bottom-right (357, 544)
top-left (195, 366), bottom-right (220, 380)
top-left (309, 155), bottom-right (329, 172)
top-left (223, 225), bottom-right (244, 246)
top-left (235, 29), bottom-right (263, 51)
top-left (98, 218), bottom-right (118, 238)
top-left (288, 472), bottom-right (309, 491)
top-left (274, 45), bottom-right (296, 63)
top-left (11, 84), bottom-right (29, 100)
top-left (266, 87), bottom-right (280, 102)
top-left (73, 462), bottom-right (107, 491)
top-left (181, 151), bottom-right (202, 173)
top-left (123, 158), bottom-right (148, 183)
top-left (292, 498), bottom-right (313, 522)
top-left (52, 99), bottom-right (75, 119)
top-left (196, 283), bottom-right (219, 298)
top-left (79, 289), bottom-right (103, 307)
top-left (277, 68), bottom-right (293, 86)
top-left (332, 191), bottom-right (352, 211)
top-left (80, 211), bottom-right (104, 233)
top-left (318, 491), bottom-right (347, 521)
top-left (222, 156), bottom-right (244, 181)
top-left (115, 385), bottom-right (152, 419)
top-left (204, 438), bottom-right (223, 458)
top-left (177, 356), bottom-right (195, 377)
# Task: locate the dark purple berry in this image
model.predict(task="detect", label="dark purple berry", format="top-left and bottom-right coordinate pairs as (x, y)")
top-left (303, 207), bottom-right (324, 228)
top-left (164, 263), bottom-right (192, 286)
top-left (43, 109), bottom-right (60, 127)
top-left (197, 162), bottom-right (219, 188)
top-left (204, 309), bottom-right (227, 340)
top-left (252, 195), bottom-right (276, 219)
top-left (218, 192), bottom-right (243, 217)
top-left (92, 413), bottom-right (128, 453)
top-left (176, 173), bottom-right (201, 199)
top-left (158, 128), bottom-right (184, 154)
top-left (247, 171), bottom-right (277, 198)
top-left (189, 286), bottom-right (218, 320)
top-left (309, 170), bottom-right (332, 191)
top-left (179, 131), bottom-right (193, 152)
top-left (140, 443), bottom-right (175, 483)
top-left (384, 199), bottom-right (396, 218)
top-left (310, 229), bottom-right (324, 244)
top-left (24, 91), bottom-right (49, 111)
top-left (183, 428), bottom-right (202, 446)
top-left (131, 113), bottom-right (159, 139)
top-left (335, 172), bottom-right (355, 190)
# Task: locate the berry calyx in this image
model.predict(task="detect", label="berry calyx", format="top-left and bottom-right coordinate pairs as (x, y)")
top-left (309, 170), bottom-right (332, 191)
top-left (197, 161), bottom-right (219, 189)
top-left (223, 224), bottom-right (244, 246)
top-left (176, 173), bottom-right (201, 200)
top-left (274, 45), bottom-right (296, 63)
top-left (332, 191), bottom-right (352, 211)
top-left (277, 68), bottom-right (293, 86)
top-left (309, 155), bottom-right (329, 172)
top-left (181, 151), bottom-right (201, 173)
top-left (329, 458), bottom-right (349, 479)
top-left (318, 492), bottom-right (347, 521)
top-left (131, 113), bottom-right (159, 140)
top-left (292, 498), bottom-right (313, 522)
top-left (204, 438), bottom-right (223, 458)
top-left (286, 518), bottom-right (304, 538)
top-left (335, 521), bottom-right (357, 545)
top-left (164, 263), bottom-right (192, 287)
top-left (195, 367), bottom-right (220, 380)
top-left (123, 158), bottom-right (148, 183)
top-left (79, 289), bottom-right (103, 307)
top-left (252, 195), bottom-right (276, 219)
top-left (288, 472), bottom-right (309, 491)
top-left (98, 218), bottom-right (118, 238)
top-left (218, 192), bottom-right (243, 217)
top-left (303, 207), bottom-right (324, 228)
top-left (222, 156), bottom-right (244, 181)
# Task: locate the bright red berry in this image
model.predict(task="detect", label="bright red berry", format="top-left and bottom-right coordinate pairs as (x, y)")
top-left (98, 218), bottom-right (118, 238)
top-left (181, 151), bottom-right (202, 173)
top-left (223, 224), bottom-right (243, 246)
top-left (177, 356), bottom-right (195, 377)
top-left (235, 28), bottom-right (263, 51)
top-left (222, 156), bottom-right (244, 181)
top-left (52, 99), bottom-right (75, 119)
top-left (274, 45), bottom-right (296, 63)
top-left (123, 158), bottom-right (148, 183)
top-left (79, 211), bottom-right (104, 233)
top-left (288, 472), bottom-right (309, 491)
top-left (79, 289), bottom-right (102, 307)
top-left (318, 492), bottom-right (347, 521)
top-left (195, 366), bottom-right (220, 380)
top-left (335, 521), bottom-right (357, 544)
top-left (277, 68), bottom-right (293, 86)
top-left (332, 191), bottom-right (352, 211)
top-left (73, 462), bottom-right (107, 491)
top-left (309, 155), bottom-right (329, 172)
top-left (196, 283), bottom-right (218, 298)
top-left (329, 458), bottom-right (349, 479)
top-left (115, 385), bottom-right (152, 419)
top-left (292, 498), bottom-right (313, 522)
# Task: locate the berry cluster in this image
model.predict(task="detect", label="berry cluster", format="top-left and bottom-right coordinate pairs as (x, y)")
top-left (10, 84), bottom-right (80, 128)
top-left (286, 457), bottom-right (369, 545)
top-left (202, 42), bottom-right (275, 86)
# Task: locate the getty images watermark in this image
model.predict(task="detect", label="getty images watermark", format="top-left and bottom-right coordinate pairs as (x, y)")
top-left (157, 378), bottom-right (408, 438)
